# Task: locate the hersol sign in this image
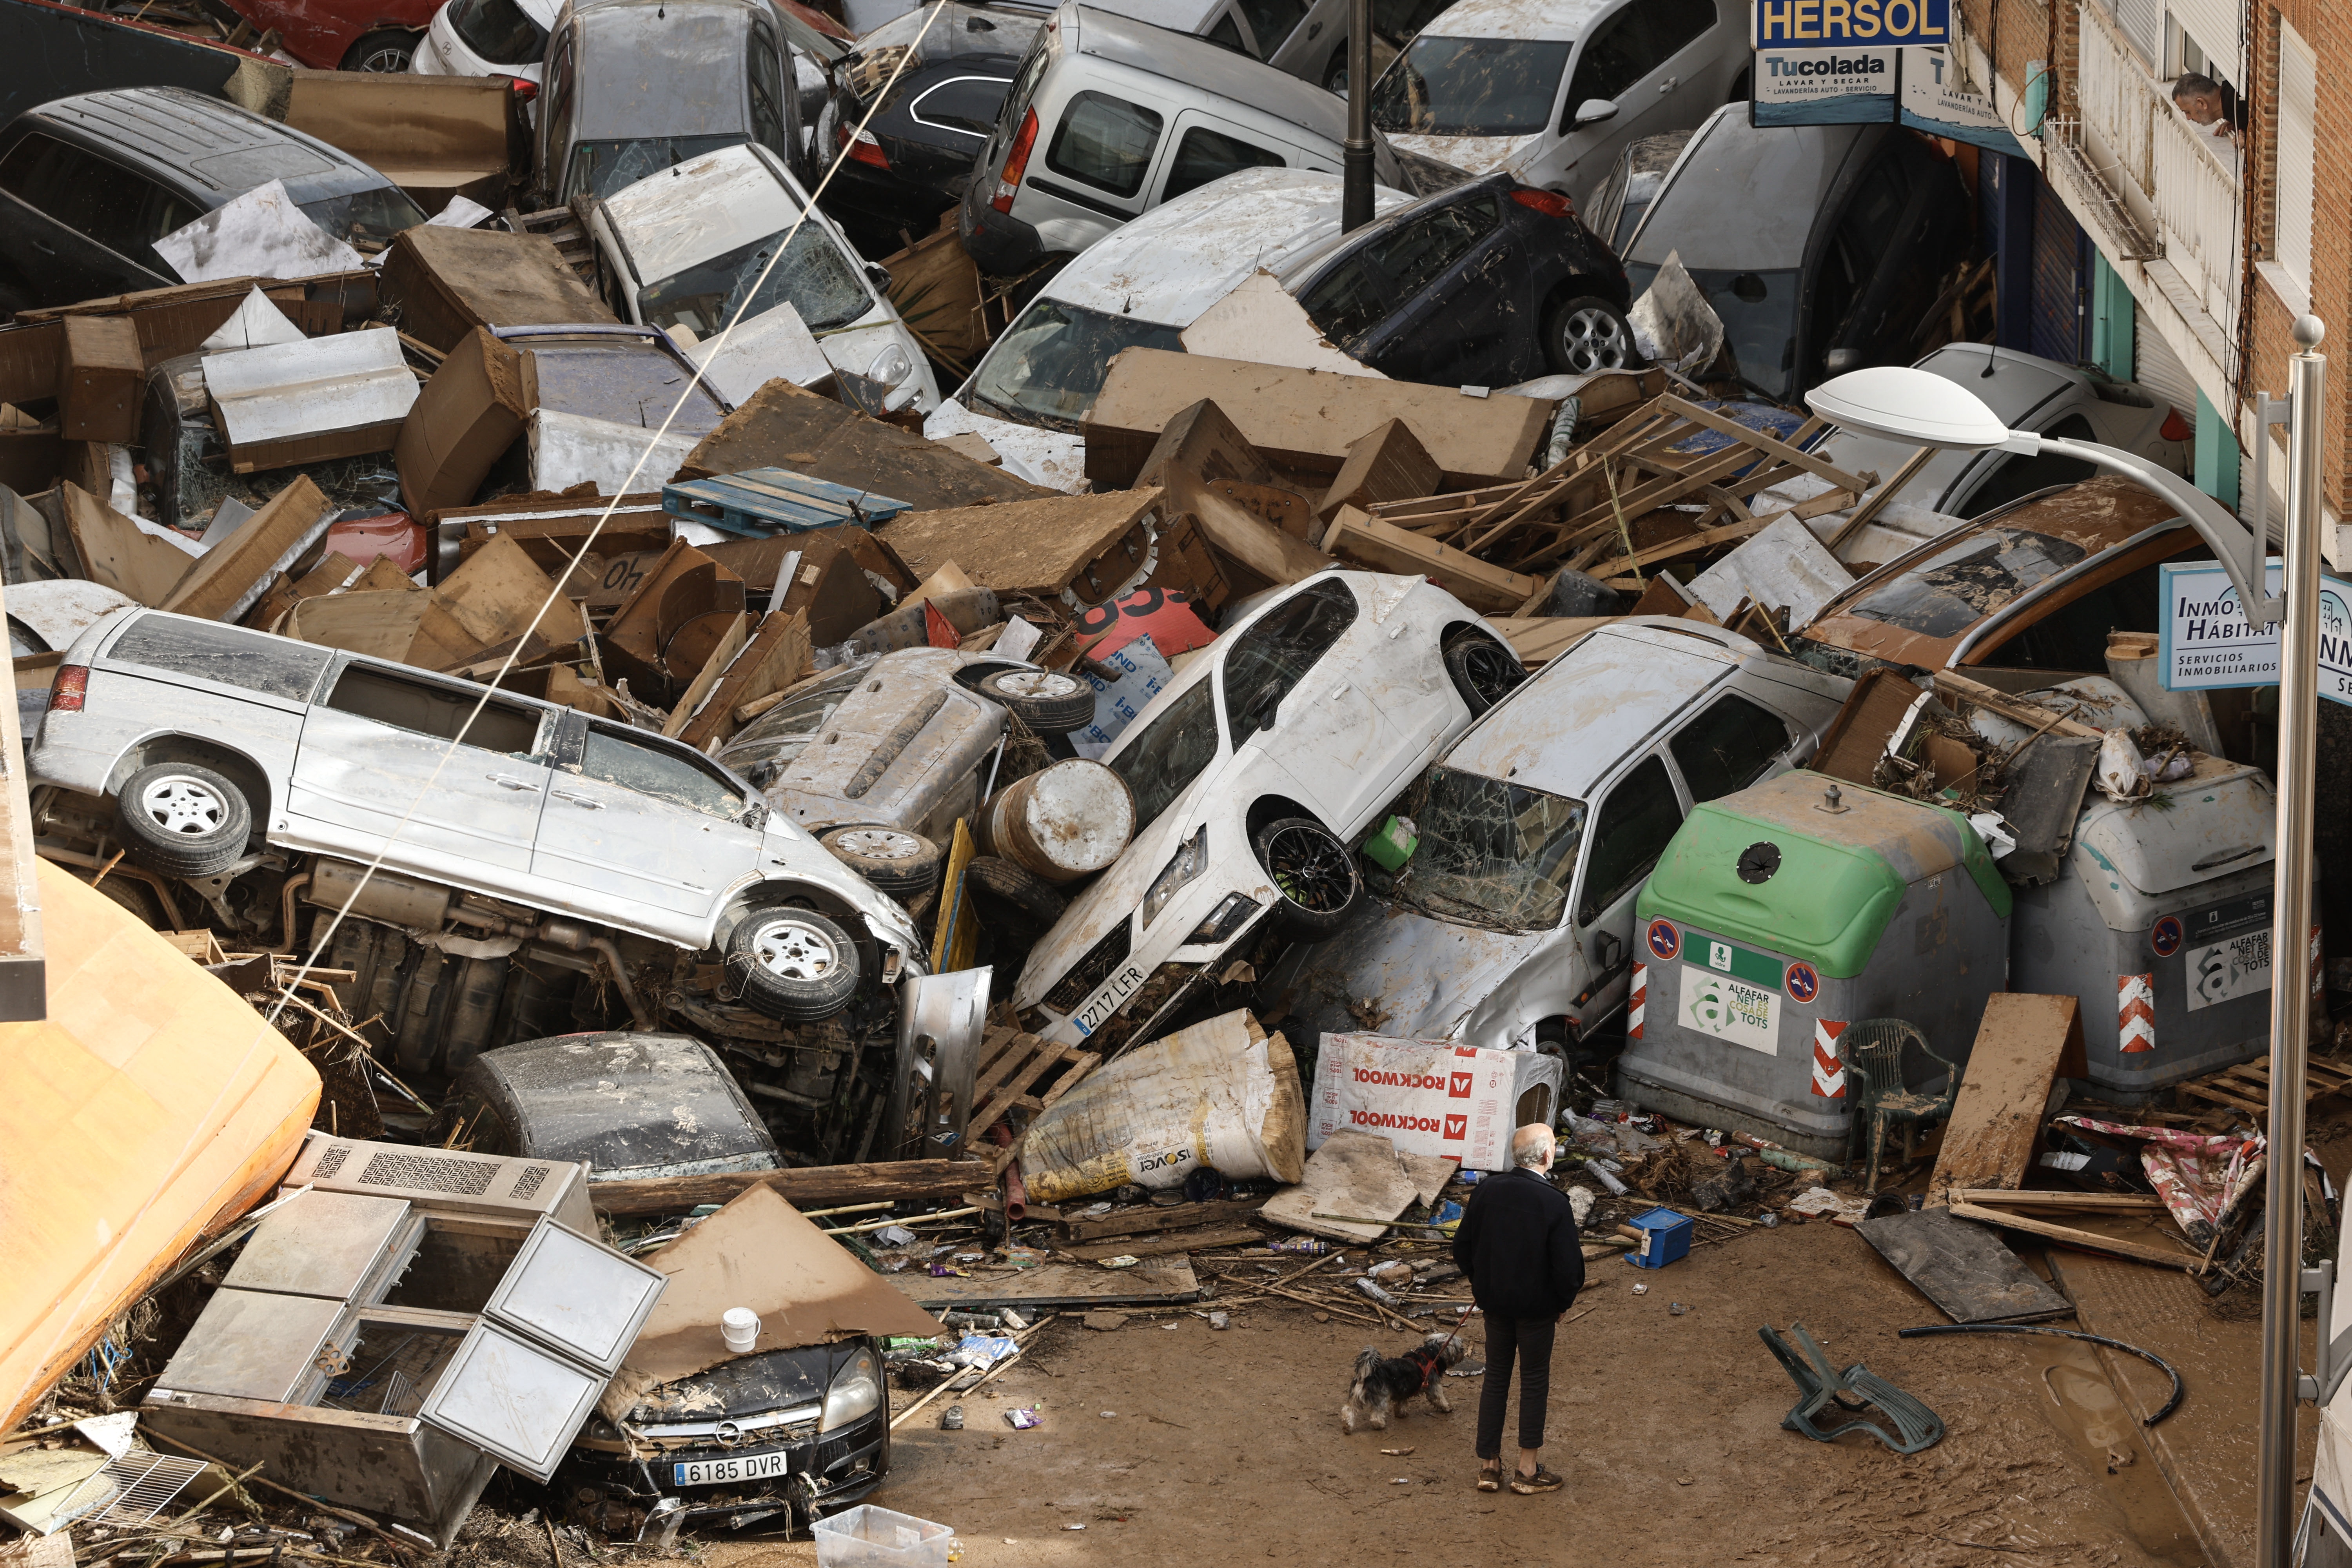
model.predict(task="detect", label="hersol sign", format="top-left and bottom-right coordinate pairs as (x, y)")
top-left (1754, 0), bottom-right (1948, 46)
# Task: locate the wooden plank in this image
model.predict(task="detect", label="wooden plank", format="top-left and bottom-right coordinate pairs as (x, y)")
top-left (968, 1038), bottom-right (1067, 1138)
top-left (1589, 514), bottom-right (1775, 585)
top-left (1933, 670), bottom-right (2107, 740)
top-left (893, 1258), bottom-right (1201, 1311)
top-left (1060, 1225), bottom-right (1265, 1262)
top-left (1951, 1189), bottom-right (2169, 1210)
top-left (1657, 394), bottom-right (1871, 493)
top-left (1319, 505), bottom-right (1540, 613)
top-left (0, 577), bottom-right (41, 1020)
top-left (589, 1158), bottom-right (989, 1216)
top-left (1828, 445), bottom-right (1938, 550)
top-left (1059, 1197), bottom-right (1269, 1243)
top-left (1927, 994), bottom-right (2085, 1203)
top-left (1946, 1202), bottom-right (2200, 1269)
top-left (675, 608), bottom-right (812, 752)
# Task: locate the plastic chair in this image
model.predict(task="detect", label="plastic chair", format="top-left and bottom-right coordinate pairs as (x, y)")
top-left (1758, 1322), bottom-right (1945, 1454)
top-left (1840, 1018), bottom-right (1960, 1192)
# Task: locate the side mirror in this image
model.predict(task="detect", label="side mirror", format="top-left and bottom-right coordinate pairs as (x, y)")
top-left (1574, 98), bottom-right (1619, 127)
top-left (1595, 928), bottom-right (1623, 974)
top-left (866, 262), bottom-right (894, 292)
top-left (1824, 346), bottom-right (1864, 376)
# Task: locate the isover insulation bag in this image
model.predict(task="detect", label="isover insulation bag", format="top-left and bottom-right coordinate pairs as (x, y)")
top-left (1019, 1009), bottom-right (1305, 1202)
top-left (1310, 1033), bottom-right (1564, 1172)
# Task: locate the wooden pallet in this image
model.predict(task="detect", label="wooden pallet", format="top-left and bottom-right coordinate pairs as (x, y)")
top-left (2176, 1054), bottom-right (2352, 1113)
top-left (512, 205), bottom-right (597, 281)
top-left (973, 1026), bottom-right (1099, 1175)
top-left (663, 467), bottom-right (914, 536)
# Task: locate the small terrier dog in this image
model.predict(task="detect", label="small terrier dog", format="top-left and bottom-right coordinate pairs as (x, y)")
top-left (1340, 1333), bottom-right (1467, 1432)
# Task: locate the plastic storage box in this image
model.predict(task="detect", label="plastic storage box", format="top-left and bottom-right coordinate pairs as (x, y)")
top-left (812, 1506), bottom-right (954, 1568)
top-left (1624, 1207), bottom-right (1693, 1269)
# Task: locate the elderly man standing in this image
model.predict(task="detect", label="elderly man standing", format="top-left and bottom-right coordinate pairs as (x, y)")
top-left (1452, 1122), bottom-right (1584, 1494)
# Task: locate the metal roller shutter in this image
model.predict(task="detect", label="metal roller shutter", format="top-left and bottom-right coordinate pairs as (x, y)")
top-left (2030, 178), bottom-right (2086, 364)
top-left (2132, 313), bottom-right (2202, 421)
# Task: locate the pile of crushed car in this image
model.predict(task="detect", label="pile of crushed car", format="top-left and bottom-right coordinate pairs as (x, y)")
top-left (0, 0), bottom-right (2310, 1555)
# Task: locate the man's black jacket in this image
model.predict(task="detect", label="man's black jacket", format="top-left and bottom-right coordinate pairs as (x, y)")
top-left (1452, 1165), bottom-right (1585, 1319)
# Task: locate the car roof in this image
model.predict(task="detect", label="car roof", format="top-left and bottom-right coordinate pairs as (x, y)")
top-left (601, 142), bottom-right (805, 281)
top-left (1627, 105), bottom-right (1869, 271)
top-left (1441, 620), bottom-right (1750, 796)
top-left (1042, 166), bottom-right (1414, 326)
top-left (1810, 346), bottom-right (2100, 510)
top-left (466, 1031), bottom-right (779, 1173)
top-left (19, 87), bottom-right (392, 206)
top-left (1407, 0), bottom-right (1615, 43)
top-left (572, 0), bottom-right (762, 139)
top-left (1061, 2), bottom-right (1350, 136)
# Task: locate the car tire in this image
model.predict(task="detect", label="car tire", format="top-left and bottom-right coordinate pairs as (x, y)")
top-left (961, 855), bottom-right (1068, 926)
top-left (115, 762), bottom-right (251, 879)
top-left (973, 668), bottom-right (1095, 735)
top-left (820, 824), bottom-right (943, 901)
top-left (1544, 295), bottom-right (1642, 374)
top-left (1251, 816), bottom-right (1360, 940)
top-left (726, 907), bottom-right (863, 1022)
top-left (341, 28), bottom-right (419, 71)
top-left (1441, 630), bottom-right (1527, 717)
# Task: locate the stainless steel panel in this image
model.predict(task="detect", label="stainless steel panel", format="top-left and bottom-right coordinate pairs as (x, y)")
top-left (222, 1191), bottom-right (414, 1301)
top-left (417, 1322), bottom-right (607, 1482)
top-left (886, 966), bottom-right (991, 1161)
top-left (156, 1290), bottom-right (345, 1402)
top-left (482, 1218), bottom-right (666, 1375)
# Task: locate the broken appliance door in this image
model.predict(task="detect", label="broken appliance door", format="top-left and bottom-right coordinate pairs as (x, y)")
top-left (886, 966), bottom-right (991, 1160)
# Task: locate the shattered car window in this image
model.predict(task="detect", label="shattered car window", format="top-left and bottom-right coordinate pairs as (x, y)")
top-left (639, 223), bottom-right (871, 338)
top-left (570, 135), bottom-right (745, 201)
top-left (1393, 767), bottom-right (1586, 931)
top-left (1371, 37), bottom-right (1572, 136)
top-left (1622, 262), bottom-right (1801, 400)
top-left (108, 616), bottom-right (331, 703)
top-left (296, 187), bottom-right (427, 250)
top-left (1220, 578), bottom-right (1358, 746)
top-left (1577, 755), bottom-right (1684, 924)
top-left (1107, 680), bottom-right (1219, 833)
top-left (713, 667), bottom-right (863, 788)
top-left (1840, 526), bottom-right (2091, 639)
top-left (579, 725), bottom-right (747, 820)
top-left (963, 301), bottom-right (1185, 430)
top-left (1668, 693), bottom-right (1790, 803)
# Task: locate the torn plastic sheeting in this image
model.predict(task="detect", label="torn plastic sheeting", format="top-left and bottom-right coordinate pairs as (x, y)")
top-left (2052, 1115), bottom-right (2262, 1243)
top-left (1018, 1009), bottom-right (1306, 1204)
top-left (154, 180), bottom-right (365, 285)
top-left (1067, 632), bottom-right (1172, 761)
top-left (1178, 270), bottom-right (1385, 379)
top-left (426, 196), bottom-right (496, 229)
top-left (529, 408), bottom-right (700, 497)
top-left (684, 302), bottom-right (831, 409)
top-left (202, 326), bottom-right (419, 472)
top-left (1687, 512), bottom-right (1851, 628)
top-left (1627, 252), bottom-right (1725, 377)
top-left (198, 287), bottom-right (308, 353)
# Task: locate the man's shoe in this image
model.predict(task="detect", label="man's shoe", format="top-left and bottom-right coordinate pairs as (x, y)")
top-left (1510, 1465), bottom-right (1564, 1494)
top-left (1475, 1467), bottom-right (1502, 1492)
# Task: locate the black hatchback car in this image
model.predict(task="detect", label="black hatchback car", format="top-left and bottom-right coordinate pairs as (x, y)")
top-left (818, 2), bottom-right (1043, 258)
top-left (0, 87), bottom-right (425, 312)
top-left (1286, 169), bottom-right (1637, 383)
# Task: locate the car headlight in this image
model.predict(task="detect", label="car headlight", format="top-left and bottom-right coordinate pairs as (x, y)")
top-left (821, 1347), bottom-right (882, 1432)
top-left (867, 343), bottom-right (914, 387)
top-left (1141, 826), bottom-right (1209, 929)
top-left (1185, 892), bottom-right (1259, 947)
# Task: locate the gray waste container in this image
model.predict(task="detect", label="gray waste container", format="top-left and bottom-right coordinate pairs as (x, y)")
top-left (2013, 752), bottom-right (2309, 1102)
top-left (1620, 771), bottom-right (2011, 1160)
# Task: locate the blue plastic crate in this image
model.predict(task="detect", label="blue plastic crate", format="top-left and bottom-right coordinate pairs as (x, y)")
top-left (1622, 1206), bottom-right (1693, 1269)
top-left (664, 467), bottom-right (913, 537)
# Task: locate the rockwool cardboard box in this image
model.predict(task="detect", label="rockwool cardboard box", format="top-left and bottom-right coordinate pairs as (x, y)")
top-left (1308, 1033), bottom-right (1564, 1173)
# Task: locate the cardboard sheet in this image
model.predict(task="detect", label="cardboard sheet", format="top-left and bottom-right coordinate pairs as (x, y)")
top-left (199, 288), bottom-right (307, 352)
top-left (684, 303), bottom-right (831, 407)
top-left (1259, 1128), bottom-right (1451, 1245)
top-left (395, 328), bottom-right (532, 517)
top-left (1178, 271), bottom-right (1383, 377)
top-left (621, 1185), bottom-right (946, 1383)
top-left (203, 326), bottom-right (417, 471)
top-left (154, 180), bottom-right (364, 285)
top-left (530, 409), bottom-right (698, 497)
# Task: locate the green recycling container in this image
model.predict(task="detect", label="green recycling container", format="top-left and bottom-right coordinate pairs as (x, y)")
top-left (1618, 771), bottom-right (2012, 1161)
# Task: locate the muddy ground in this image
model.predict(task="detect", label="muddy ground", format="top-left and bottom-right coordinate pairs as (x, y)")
top-left (684, 1220), bottom-right (2208, 1568)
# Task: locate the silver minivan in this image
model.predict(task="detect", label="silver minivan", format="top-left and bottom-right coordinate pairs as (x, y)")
top-left (956, 2), bottom-right (1410, 278)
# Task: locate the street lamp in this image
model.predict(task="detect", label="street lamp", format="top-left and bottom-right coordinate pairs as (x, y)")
top-left (1809, 332), bottom-right (2328, 1568)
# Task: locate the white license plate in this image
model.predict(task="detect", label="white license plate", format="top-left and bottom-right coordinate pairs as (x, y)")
top-left (1072, 960), bottom-right (1151, 1036)
top-left (672, 1450), bottom-right (791, 1487)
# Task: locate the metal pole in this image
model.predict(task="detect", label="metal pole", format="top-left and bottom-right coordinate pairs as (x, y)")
top-left (2259, 313), bottom-right (2327, 1567)
top-left (1342, 0), bottom-right (1374, 232)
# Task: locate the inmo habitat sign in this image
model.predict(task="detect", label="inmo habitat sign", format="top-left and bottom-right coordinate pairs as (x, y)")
top-left (2159, 559), bottom-right (2352, 706)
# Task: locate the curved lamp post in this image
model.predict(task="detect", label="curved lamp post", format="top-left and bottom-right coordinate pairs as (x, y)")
top-left (1811, 338), bottom-right (2332, 1568)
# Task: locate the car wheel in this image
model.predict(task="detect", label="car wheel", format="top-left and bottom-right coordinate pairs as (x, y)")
top-left (962, 855), bottom-right (1067, 926)
top-left (726, 907), bottom-right (863, 1022)
top-left (1544, 295), bottom-right (1642, 374)
top-left (973, 667), bottom-right (1095, 735)
top-left (1252, 816), bottom-right (1360, 940)
top-left (1323, 47), bottom-right (1349, 93)
top-left (1442, 631), bottom-right (1527, 717)
top-left (820, 824), bottom-right (943, 901)
top-left (341, 28), bottom-right (419, 71)
top-left (116, 762), bottom-right (251, 878)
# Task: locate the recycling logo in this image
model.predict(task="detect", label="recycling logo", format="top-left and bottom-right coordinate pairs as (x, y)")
top-left (1686, 982), bottom-right (1736, 1031)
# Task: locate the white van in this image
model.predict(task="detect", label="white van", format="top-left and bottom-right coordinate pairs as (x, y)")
top-left (955, 3), bottom-right (1414, 281)
top-left (925, 165), bottom-right (1412, 488)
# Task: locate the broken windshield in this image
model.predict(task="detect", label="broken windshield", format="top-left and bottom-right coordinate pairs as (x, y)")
top-left (1107, 680), bottom-right (1219, 834)
top-left (639, 223), bottom-right (872, 338)
top-left (1371, 36), bottom-right (1571, 136)
top-left (715, 666), bottom-right (863, 789)
top-left (1839, 526), bottom-right (2090, 639)
top-left (569, 134), bottom-right (745, 201)
top-left (964, 300), bottom-right (1187, 431)
top-left (1390, 767), bottom-right (1586, 932)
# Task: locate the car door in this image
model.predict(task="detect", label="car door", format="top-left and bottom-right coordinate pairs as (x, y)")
top-left (1218, 577), bottom-right (1406, 835)
top-left (1022, 85), bottom-right (1166, 239)
top-left (0, 132), bottom-right (184, 306)
top-left (748, 20), bottom-right (801, 182)
top-left (1350, 189), bottom-right (1523, 385)
top-left (1569, 751), bottom-right (1690, 1007)
top-left (1665, 688), bottom-right (1802, 806)
top-left (532, 717), bottom-right (766, 933)
top-left (286, 659), bottom-right (556, 881)
top-left (1538, 0), bottom-right (1719, 198)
